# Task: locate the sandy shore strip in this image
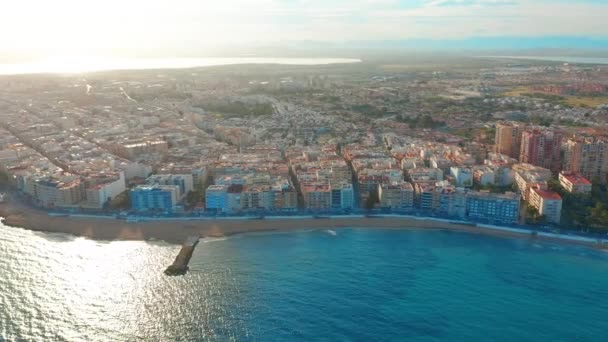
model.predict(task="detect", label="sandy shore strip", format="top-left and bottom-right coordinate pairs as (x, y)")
top-left (1, 202), bottom-right (606, 248)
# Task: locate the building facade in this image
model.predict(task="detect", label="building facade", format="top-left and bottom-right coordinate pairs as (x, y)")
top-left (378, 181), bottom-right (414, 210)
top-left (131, 185), bottom-right (179, 212)
top-left (330, 182), bottom-right (354, 209)
top-left (437, 186), bottom-right (467, 218)
top-left (33, 177), bottom-right (84, 208)
top-left (558, 172), bottom-right (592, 194)
top-left (563, 137), bottom-right (608, 184)
top-left (495, 122), bottom-right (522, 159)
top-left (146, 174), bottom-right (194, 199)
top-left (450, 167), bottom-right (473, 187)
top-left (513, 163), bottom-right (552, 200)
top-left (529, 188), bottom-right (562, 224)
top-left (85, 173), bottom-right (126, 209)
top-left (519, 129), bottom-right (562, 172)
top-left (466, 191), bottom-right (520, 224)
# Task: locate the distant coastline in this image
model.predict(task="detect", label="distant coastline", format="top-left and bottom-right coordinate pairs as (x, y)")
top-left (0, 57), bottom-right (362, 76)
top-left (1, 202), bottom-right (606, 249)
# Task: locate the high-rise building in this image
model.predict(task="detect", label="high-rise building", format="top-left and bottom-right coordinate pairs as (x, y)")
top-left (562, 138), bottom-right (583, 174)
top-left (563, 137), bottom-right (608, 184)
top-left (495, 122), bottom-right (522, 159)
top-left (519, 129), bottom-right (562, 172)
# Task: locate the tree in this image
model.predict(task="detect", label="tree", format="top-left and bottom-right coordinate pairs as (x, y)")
top-left (547, 178), bottom-right (563, 193)
top-left (365, 190), bottom-right (379, 210)
top-left (186, 190), bottom-right (203, 207)
top-left (0, 170), bottom-right (12, 190)
top-left (524, 204), bottom-right (540, 224)
top-left (589, 202), bottom-right (608, 228)
top-left (109, 191), bottom-right (131, 210)
top-left (400, 114), bottom-right (446, 129)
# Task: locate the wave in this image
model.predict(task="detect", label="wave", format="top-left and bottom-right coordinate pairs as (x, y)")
top-left (199, 237), bottom-right (229, 244)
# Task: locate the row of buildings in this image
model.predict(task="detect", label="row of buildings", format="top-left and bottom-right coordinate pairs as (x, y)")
top-left (495, 122), bottom-right (563, 172)
top-left (203, 148), bottom-right (299, 213)
top-left (13, 171), bottom-right (127, 210)
top-left (411, 180), bottom-right (521, 223)
top-left (496, 122), bottom-right (608, 183)
top-left (289, 145), bottom-right (355, 210)
top-left (495, 122), bottom-right (607, 223)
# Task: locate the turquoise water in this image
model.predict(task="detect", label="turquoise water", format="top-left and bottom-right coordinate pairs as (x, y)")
top-left (1, 222), bottom-right (608, 341)
top-left (482, 56), bottom-right (608, 65)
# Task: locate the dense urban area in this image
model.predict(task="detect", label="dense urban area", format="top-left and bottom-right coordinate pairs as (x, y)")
top-left (1, 57), bottom-right (608, 231)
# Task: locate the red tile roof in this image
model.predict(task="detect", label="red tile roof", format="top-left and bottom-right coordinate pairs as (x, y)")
top-left (561, 173), bottom-right (592, 185)
top-left (533, 188), bottom-right (562, 201)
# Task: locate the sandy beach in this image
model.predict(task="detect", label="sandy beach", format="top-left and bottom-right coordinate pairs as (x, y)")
top-left (0, 202), bottom-right (604, 248)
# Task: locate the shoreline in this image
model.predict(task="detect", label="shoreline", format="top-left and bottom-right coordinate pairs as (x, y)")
top-left (1, 202), bottom-right (606, 248)
top-left (0, 57), bottom-right (362, 76)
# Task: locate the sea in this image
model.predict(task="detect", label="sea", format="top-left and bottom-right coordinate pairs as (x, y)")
top-left (1, 221), bottom-right (608, 341)
top-left (0, 57), bottom-right (361, 76)
top-left (481, 56), bottom-right (608, 65)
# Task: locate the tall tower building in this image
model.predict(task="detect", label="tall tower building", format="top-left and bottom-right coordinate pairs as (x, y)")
top-left (495, 122), bottom-right (522, 159)
top-left (563, 137), bottom-right (608, 184)
top-left (562, 138), bottom-right (583, 173)
top-left (520, 129), bottom-right (563, 173)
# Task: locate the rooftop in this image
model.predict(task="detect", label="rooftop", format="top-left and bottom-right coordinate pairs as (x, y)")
top-left (533, 188), bottom-right (562, 201)
top-left (560, 172), bottom-right (592, 185)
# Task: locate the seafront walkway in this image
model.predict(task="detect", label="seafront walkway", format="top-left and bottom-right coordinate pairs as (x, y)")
top-left (43, 210), bottom-right (608, 246)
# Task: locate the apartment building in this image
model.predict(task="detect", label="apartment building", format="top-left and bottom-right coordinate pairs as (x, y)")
top-left (466, 191), bottom-right (520, 224)
top-left (558, 172), bottom-right (592, 194)
top-left (131, 185), bottom-right (180, 212)
top-left (378, 181), bottom-right (414, 210)
top-left (529, 188), bottom-right (562, 224)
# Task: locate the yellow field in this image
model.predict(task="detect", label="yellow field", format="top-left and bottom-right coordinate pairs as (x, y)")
top-left (502, 86), bottom-right (531, 97)
top-left (566, 96), bottom-right (608, 107)
top-left (502, 86), bottom-right (608, 107)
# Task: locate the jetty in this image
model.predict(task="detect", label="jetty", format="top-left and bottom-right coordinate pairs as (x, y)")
top-left (164, 236), bottom-right (200, 276)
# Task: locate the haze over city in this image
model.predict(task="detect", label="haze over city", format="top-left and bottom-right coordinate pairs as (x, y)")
top-left (2, 0), bottom-right (608, 61)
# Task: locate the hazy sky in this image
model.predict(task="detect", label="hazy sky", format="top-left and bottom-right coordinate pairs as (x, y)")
top-left (1, 0), bottom-right (606, 56)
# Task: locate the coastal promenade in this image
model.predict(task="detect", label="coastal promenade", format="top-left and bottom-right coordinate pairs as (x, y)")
top-left (1, 201), bottom-right (607, 248)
